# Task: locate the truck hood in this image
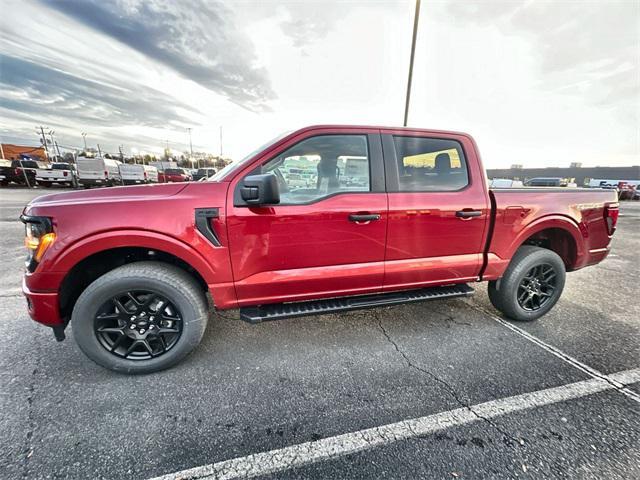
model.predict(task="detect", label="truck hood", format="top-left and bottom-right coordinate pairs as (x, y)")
top-left (25, 183), bottom-right (189, 211)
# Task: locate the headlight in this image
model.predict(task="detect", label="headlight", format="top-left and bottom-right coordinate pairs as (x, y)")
top-left (21, 215), bottom-right (55, 271)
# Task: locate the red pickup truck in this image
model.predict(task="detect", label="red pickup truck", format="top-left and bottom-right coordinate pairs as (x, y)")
top-left (21, 125), bottom-right (618, 373)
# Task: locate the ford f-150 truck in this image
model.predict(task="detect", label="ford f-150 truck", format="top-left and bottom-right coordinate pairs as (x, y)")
top-left (21, 125), bottom-right (618, 374)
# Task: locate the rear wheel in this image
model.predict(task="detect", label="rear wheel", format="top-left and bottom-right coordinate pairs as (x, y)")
top-left (488, 246), bottom-right (565, 321)
top-left (72, 262), bottom-right (208, 374)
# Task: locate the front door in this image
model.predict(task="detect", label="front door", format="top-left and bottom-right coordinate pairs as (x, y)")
top-left (227, 130), bottom-right (388, 306)
top-left (381, 131), bottom-right (489, 291)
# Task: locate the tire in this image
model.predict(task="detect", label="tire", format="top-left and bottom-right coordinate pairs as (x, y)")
top-left (72, 262), bottom-right (208, 374)
top-left (488, 246), bottom-right (566, 322)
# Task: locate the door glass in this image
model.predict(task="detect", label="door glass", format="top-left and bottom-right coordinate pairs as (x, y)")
top-left (392, 136), bottom-right (469, 191)
top-left (259, 135), bottom-right (370, 204)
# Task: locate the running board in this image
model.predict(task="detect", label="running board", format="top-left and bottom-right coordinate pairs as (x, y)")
top-left (239, 284), bottom-right (475, 324)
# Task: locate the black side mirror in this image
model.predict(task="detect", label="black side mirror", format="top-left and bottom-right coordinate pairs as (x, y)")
top-left (239, 173), bottom-right (280, 205)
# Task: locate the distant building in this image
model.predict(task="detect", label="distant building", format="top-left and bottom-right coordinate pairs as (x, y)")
top-left (486, 165), bottom-right (640, 186)
top-left (1, 143), bottom-right (47, 162)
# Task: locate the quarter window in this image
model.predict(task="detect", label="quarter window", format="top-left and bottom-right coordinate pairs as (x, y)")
top-left (258, 135), bottom-right (370, 204)
top-left (392, 136), bottom-right (469, 191)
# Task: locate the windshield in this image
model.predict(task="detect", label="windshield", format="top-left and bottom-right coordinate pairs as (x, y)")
top-left (209, 131), bottom-right (291, 181)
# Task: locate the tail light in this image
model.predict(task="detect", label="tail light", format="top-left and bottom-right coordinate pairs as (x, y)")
top-left (104, 170), bottom-right (108, 178)
top-left (144, 171), bottom-right (148, 179)
top-left (15, 168), bottom-right (20, 175)
top-left (63, 171), bottom-right (68, 177)
top-left (604, 204), bottom-right (619, 236)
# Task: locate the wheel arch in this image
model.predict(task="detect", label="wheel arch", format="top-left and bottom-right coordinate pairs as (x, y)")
top-left (53, 230), bottom-right (217, 320)
top-left (506, 215), bottom-right (583, 271)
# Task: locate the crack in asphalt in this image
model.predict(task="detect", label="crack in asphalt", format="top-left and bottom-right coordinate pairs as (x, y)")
top-left (21, 366), bottom-right (38, 479)
top-left (374, 310), bottom-right (523, 447)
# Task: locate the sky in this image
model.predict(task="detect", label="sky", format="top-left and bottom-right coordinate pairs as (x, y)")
top-left (0, 0), bottom-right (638, 168)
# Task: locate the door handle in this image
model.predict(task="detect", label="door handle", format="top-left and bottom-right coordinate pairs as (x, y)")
top-left (349, 213), bottom-right (381, 223)
top-left (455, 210), bottom-right (482, 219)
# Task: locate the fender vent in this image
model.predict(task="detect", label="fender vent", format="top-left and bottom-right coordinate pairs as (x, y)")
top-left (195, 208), bottom-right (221, 246)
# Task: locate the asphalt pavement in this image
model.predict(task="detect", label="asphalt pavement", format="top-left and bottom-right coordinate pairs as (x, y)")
top-left (1, 186), bottom-right (638, 479)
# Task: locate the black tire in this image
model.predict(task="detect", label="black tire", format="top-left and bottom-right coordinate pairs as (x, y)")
top-left (488, 246), bottom-right (566, 322)
top-left (72, 262), bottom-right (208, 374)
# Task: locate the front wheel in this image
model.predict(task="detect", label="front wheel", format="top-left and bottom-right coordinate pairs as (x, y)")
top-left (488, 246), bottom-right (566, 322)
top-left (72, 262), bottom-right (208, 374)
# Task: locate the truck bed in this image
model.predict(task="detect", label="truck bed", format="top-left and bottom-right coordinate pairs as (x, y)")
top-left (482, 187), bottom-right (618, 279)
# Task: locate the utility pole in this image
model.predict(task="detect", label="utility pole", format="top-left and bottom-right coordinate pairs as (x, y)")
top-left (37, 126), bottom-right (50, 161)
top-left (0, 141), bottom-right (5, 159)
top-left (403, 0), bottom-right (421, 127)
top-left (47, 130), bottom-right (57, 160)
top-left (97, 144), bottom-right (103, 158)
top-left (118, 145), bottom-right (124, 162)
top-left (54, 141), bottom-right (62, 160)
top-left (81, 132), bottom-right (87, 151)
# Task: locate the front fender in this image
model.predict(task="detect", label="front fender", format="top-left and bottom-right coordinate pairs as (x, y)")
top-left (46, 229), bottom-right (219, 284)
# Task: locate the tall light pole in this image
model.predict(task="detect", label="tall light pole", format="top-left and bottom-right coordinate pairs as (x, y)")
top-left (187, 127), bottom-right (195, 168)
top-left (81, 132), bottom-right (87, 151)
top-left (403, 0), bottom-right (421, 127)
top-left (219, 126), bottom-right (223, 157)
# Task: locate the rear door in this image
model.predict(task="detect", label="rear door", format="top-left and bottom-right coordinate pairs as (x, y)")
top-left (226, 129), bottom-right (387, 306)
top-left (381, 130), bottom-right (489, 291)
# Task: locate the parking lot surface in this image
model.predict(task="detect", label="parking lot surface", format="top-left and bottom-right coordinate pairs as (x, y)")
top-left (1, 187), bottom-right (638, 479)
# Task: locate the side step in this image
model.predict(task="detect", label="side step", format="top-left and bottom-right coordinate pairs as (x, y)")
top-left (239, 284), bottom-right (474, 324)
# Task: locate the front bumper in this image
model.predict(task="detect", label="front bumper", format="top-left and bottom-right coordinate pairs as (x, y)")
top-left (22, 278), bottom-right (63, 326)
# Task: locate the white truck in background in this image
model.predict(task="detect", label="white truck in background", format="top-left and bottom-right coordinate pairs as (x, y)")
top-left (119, 164), bottom-right (159, 185)
top-left (35, 162), bottom-right (77, 188)
top-left (76, 156), bottom-right (122, 188)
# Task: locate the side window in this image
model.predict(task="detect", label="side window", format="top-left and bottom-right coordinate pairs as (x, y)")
top-left (392, 136), bottom-right (469, 191)
top-left (259, 134), bottom-right (370, 204)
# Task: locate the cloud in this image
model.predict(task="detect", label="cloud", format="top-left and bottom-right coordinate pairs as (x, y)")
top-left (0, 54), bottom-right (196, 128)
top-left (42, 0), bottom-right (276, 111)
top-left (446, 0), bottom-right (639, 116)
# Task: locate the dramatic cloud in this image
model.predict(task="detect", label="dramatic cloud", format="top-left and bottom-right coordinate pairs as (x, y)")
top-left (43, 0), bottom-right (276, 112)
top-left (0, 54), bottom-right (196, 128)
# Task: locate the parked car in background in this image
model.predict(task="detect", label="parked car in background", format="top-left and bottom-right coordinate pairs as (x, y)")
top-left (192, 168), bottom-right (216, 181)
top-left (20, 125), bottom-right (619, 374)
top-left (36, 162), bottom-right (76, 188)
top-left (524, 177), bottom-right (568, 187)
top-left (119, 164), bottom-right (158, 185)
top-left (76, 156), bottom-right (122, 188)
top-left (0, 159), bottom-right (11, 185)
top-left (489, 178), bottom-right (524, 188)
top-left (0, 159), bottom-right (42, 186)
top-left (158, 167), bottom-right (191, 183)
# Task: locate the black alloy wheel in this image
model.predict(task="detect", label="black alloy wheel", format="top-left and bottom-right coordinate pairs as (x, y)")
top-left (516, 263), bottom-right (557, 311)
top-left (94, 290), bottom-right (183, 360)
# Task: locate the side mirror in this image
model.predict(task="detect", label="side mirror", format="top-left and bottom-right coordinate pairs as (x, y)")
top-left (239, 173), bottom-right (280, 205)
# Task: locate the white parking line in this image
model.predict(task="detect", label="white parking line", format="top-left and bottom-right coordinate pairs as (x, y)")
top-left (470, 304), bottom-right (640, 404)
top-left (148, 367), bottom-right (640, 480)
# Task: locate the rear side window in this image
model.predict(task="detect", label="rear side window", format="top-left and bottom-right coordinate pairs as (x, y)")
top-left (392, 136), bottom-right (469, 191)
